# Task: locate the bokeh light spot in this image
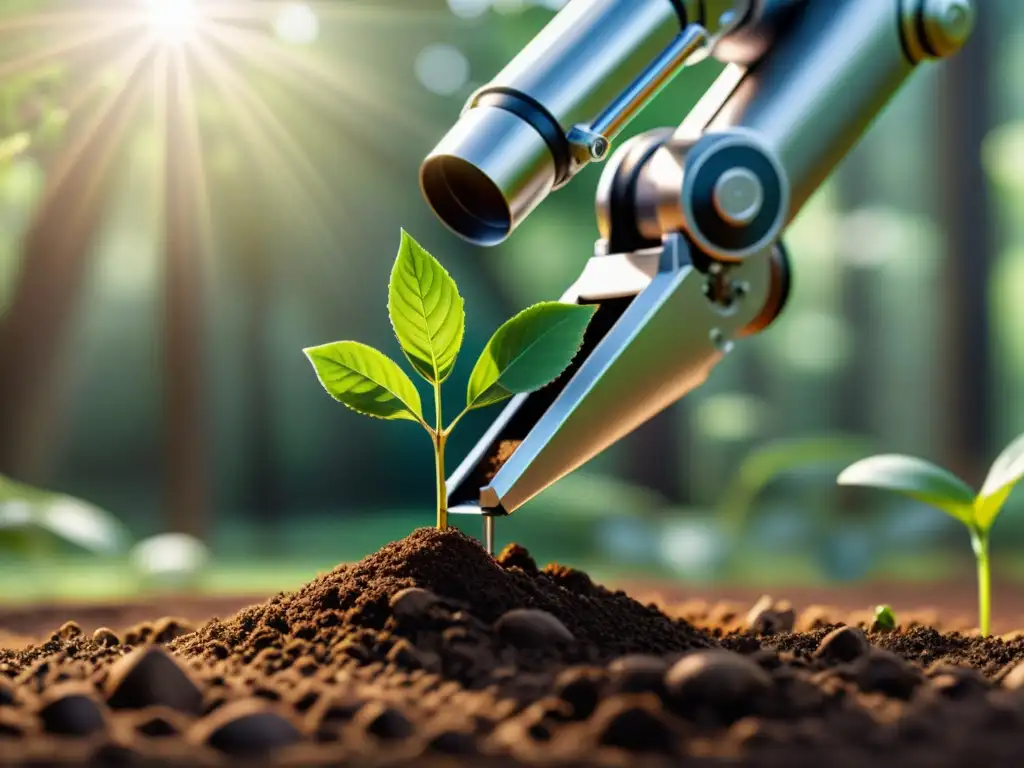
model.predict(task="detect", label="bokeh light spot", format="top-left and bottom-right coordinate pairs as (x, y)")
top-left (274, 3), bottom-right (320, 46)
top-left (415, 44), bottom-right (470, 96)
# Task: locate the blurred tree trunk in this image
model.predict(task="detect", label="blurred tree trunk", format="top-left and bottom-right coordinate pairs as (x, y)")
top-left (235, 178), bottom-right (282, 551)
top-left (834, 147), bottom-right (877, 519)
top-left (163, 58), bottom-right (207, 539)
top-left (0, 47), bottom-right (149, 482)
top-left (935, 18), bottom-right (993, 485)
top-left (621, 405), bottom-right (688, 504)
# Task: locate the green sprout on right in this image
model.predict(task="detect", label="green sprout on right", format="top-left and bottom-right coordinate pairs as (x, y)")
top-left (838, 432), bottom-right (1024, 637)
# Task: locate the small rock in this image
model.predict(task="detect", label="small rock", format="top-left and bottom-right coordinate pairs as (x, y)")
top-left (58, 621), bottom-right (82, 639)
top-left (592, 694), bottom-right (672, 752)
top-left (664, 650), bottom-right (772, 720)
top-left (854, 650), bottom-right (922, 700)
top-left (1002, 662), bottom-right (1024, 689)
top-left (746, 595), bottom-right (795, 635)
top-left (494, 609), bottom-right (574, 647)
top-left (389, 587), bottom-right (441, 620)
top-left (38, 684), bottom-right (106, 736)
top-left (608, 655), bottom-right (669, 694)
top-left (190, 700), bottom-right (302, 756)
top-left (354, 701), bottom-right (414, 740)
top-left (93, 628), bottom-right (121, 648)
top-left (814, 626), bottom-right (870, 663)
top-left (104, 646), bottom-right (204, 715)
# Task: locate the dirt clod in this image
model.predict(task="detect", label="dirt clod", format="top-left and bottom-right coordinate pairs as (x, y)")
top-left (190, 699), bottom-right (302, 756)
top-left (92, 628), bottom-right (120, 648)
top-left (104, 646), bottom-right (204, 715)
top-left (37, 684), bottom-right (106, 736)
top-left (814, 625), bottom-right (871, 662)
top-left (665, 649), bottom-right (772, 721)
top-left (494, 609), bottom-right (574, 648)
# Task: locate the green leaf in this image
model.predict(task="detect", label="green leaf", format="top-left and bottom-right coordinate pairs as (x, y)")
top-left (466, 302), bottom-right (596, 410)
top-left (304, 341), bottom-right (423, 423)
top-left (388, 230), bottom-right (465, 384)
top-left (974, 432), bottom-right (1024, 530)
top-left (837, 454), bottom-right (976, 525)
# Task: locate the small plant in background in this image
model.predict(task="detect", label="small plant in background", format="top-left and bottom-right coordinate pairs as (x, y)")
top-left (871, 604), bottom-right (897, 633)
top-left (304, 230), bottom-right (596, 531)
top-left (0, 474), bottom-right (129, 556)
top-left (838, 432), bottom-right (1024, 637)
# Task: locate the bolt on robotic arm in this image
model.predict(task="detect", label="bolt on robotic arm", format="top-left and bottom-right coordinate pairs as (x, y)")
top-left (419, 0), bottom-right (976, 554)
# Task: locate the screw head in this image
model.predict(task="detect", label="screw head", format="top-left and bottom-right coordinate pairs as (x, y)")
top-left (713, 167), bottom-right (764, 227)
top-left (591, 137), bottom-right (609, 160)
top-left (922, 0), bottom-right (975, 58)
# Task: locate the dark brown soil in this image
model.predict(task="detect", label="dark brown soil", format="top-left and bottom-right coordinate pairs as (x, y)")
top-left (3, 527), bottom-right (1024, 766)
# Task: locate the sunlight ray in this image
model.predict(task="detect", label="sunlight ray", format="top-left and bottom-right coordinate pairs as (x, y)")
top-left (198, 20), bottom-right (430, 144)
top-left (62, 36), bottom-right (156, 122)
top-left (171, 46), bottom-right (217, 270)
top-left (187, 38), bottom-right (340, 249)
top-left (189, 38), bottom-right (350, 232)
top-left (0, 17), bottom-right (142, 79)
top-left (0, 10), bottom-right (127, 34)
top-left (41, 40), bottom-right (157, 204)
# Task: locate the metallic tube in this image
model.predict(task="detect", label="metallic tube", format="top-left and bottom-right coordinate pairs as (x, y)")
top-left (420, 0), bottom-right (685, 246)
top-left (691, 0), bottom-right (925, 220)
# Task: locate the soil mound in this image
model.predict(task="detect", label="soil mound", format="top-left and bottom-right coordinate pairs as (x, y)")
top-left (173, 527), bottom-right (715, 669)
top-left (7, 531), bottom-right (1024, 766)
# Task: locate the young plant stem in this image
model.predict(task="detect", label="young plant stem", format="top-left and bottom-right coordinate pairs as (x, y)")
top-left (433, 383), bottom-right (448, 531)
top-left (971, 526), bottom-right (991, 637)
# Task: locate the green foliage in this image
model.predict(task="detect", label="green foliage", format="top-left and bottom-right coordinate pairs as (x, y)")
top-left (0, 475), bottom-right (129, 556)
top-left (838, 432), bottom-right (1024, 636)
top-left (466, 302), bottom-right (594, 410)
top-left (305, 230), bottom-right (596, 530)
top-left (388, 229), bottom-right (465, 385)
top-left (304, 341), bottom-right (424, 424)
top-left (872, 604), bottom-right (897, 632)
top-left (719, 434), bottom-right (874, 536)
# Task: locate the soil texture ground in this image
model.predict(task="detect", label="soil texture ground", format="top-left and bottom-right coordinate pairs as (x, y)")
top-left (2, 527), bottom-right (1024, 766)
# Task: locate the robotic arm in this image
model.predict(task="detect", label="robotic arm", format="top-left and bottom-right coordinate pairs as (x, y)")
top-left (419, 0), bottom-right (976, 553)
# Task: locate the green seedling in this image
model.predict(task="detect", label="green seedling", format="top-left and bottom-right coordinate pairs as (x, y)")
top-left (304, 230), bottom-right (596, 531)
top-left (838, 432), bottom-right (1024, 637)
top-left (872, 604), bottom-right (897, 633)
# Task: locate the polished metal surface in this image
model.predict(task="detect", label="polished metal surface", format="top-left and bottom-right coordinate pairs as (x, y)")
top-left (420, 0), bottom-right (686, 246)
top-left (709, 0), bottom-right (806, 65)
top-left (420, 106), bottom-right (555, 246)
top-left (486, 0), bottom-right (682, 136)
top-left (427, 0), bottom-right (975, 547)
top-left (589, 23), bottom-right (709, 141)
top-left (678, 0), bottom-right (930, 224)
top-left (643, 128), bottom-right (789, 260)
top-left (902, 0), bottom-right (976, 62)
top-left (713, 167), bottom-right (763, 225)
top-left (475, 234), bottom-right (777, 515)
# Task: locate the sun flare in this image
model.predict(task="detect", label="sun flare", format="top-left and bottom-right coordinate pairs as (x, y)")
top-left (145, 0), bottom-right (198, 44)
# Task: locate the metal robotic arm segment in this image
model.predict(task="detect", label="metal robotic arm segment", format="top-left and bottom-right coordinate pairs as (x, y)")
top-left (420, 0), bottom-right (976, 553)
